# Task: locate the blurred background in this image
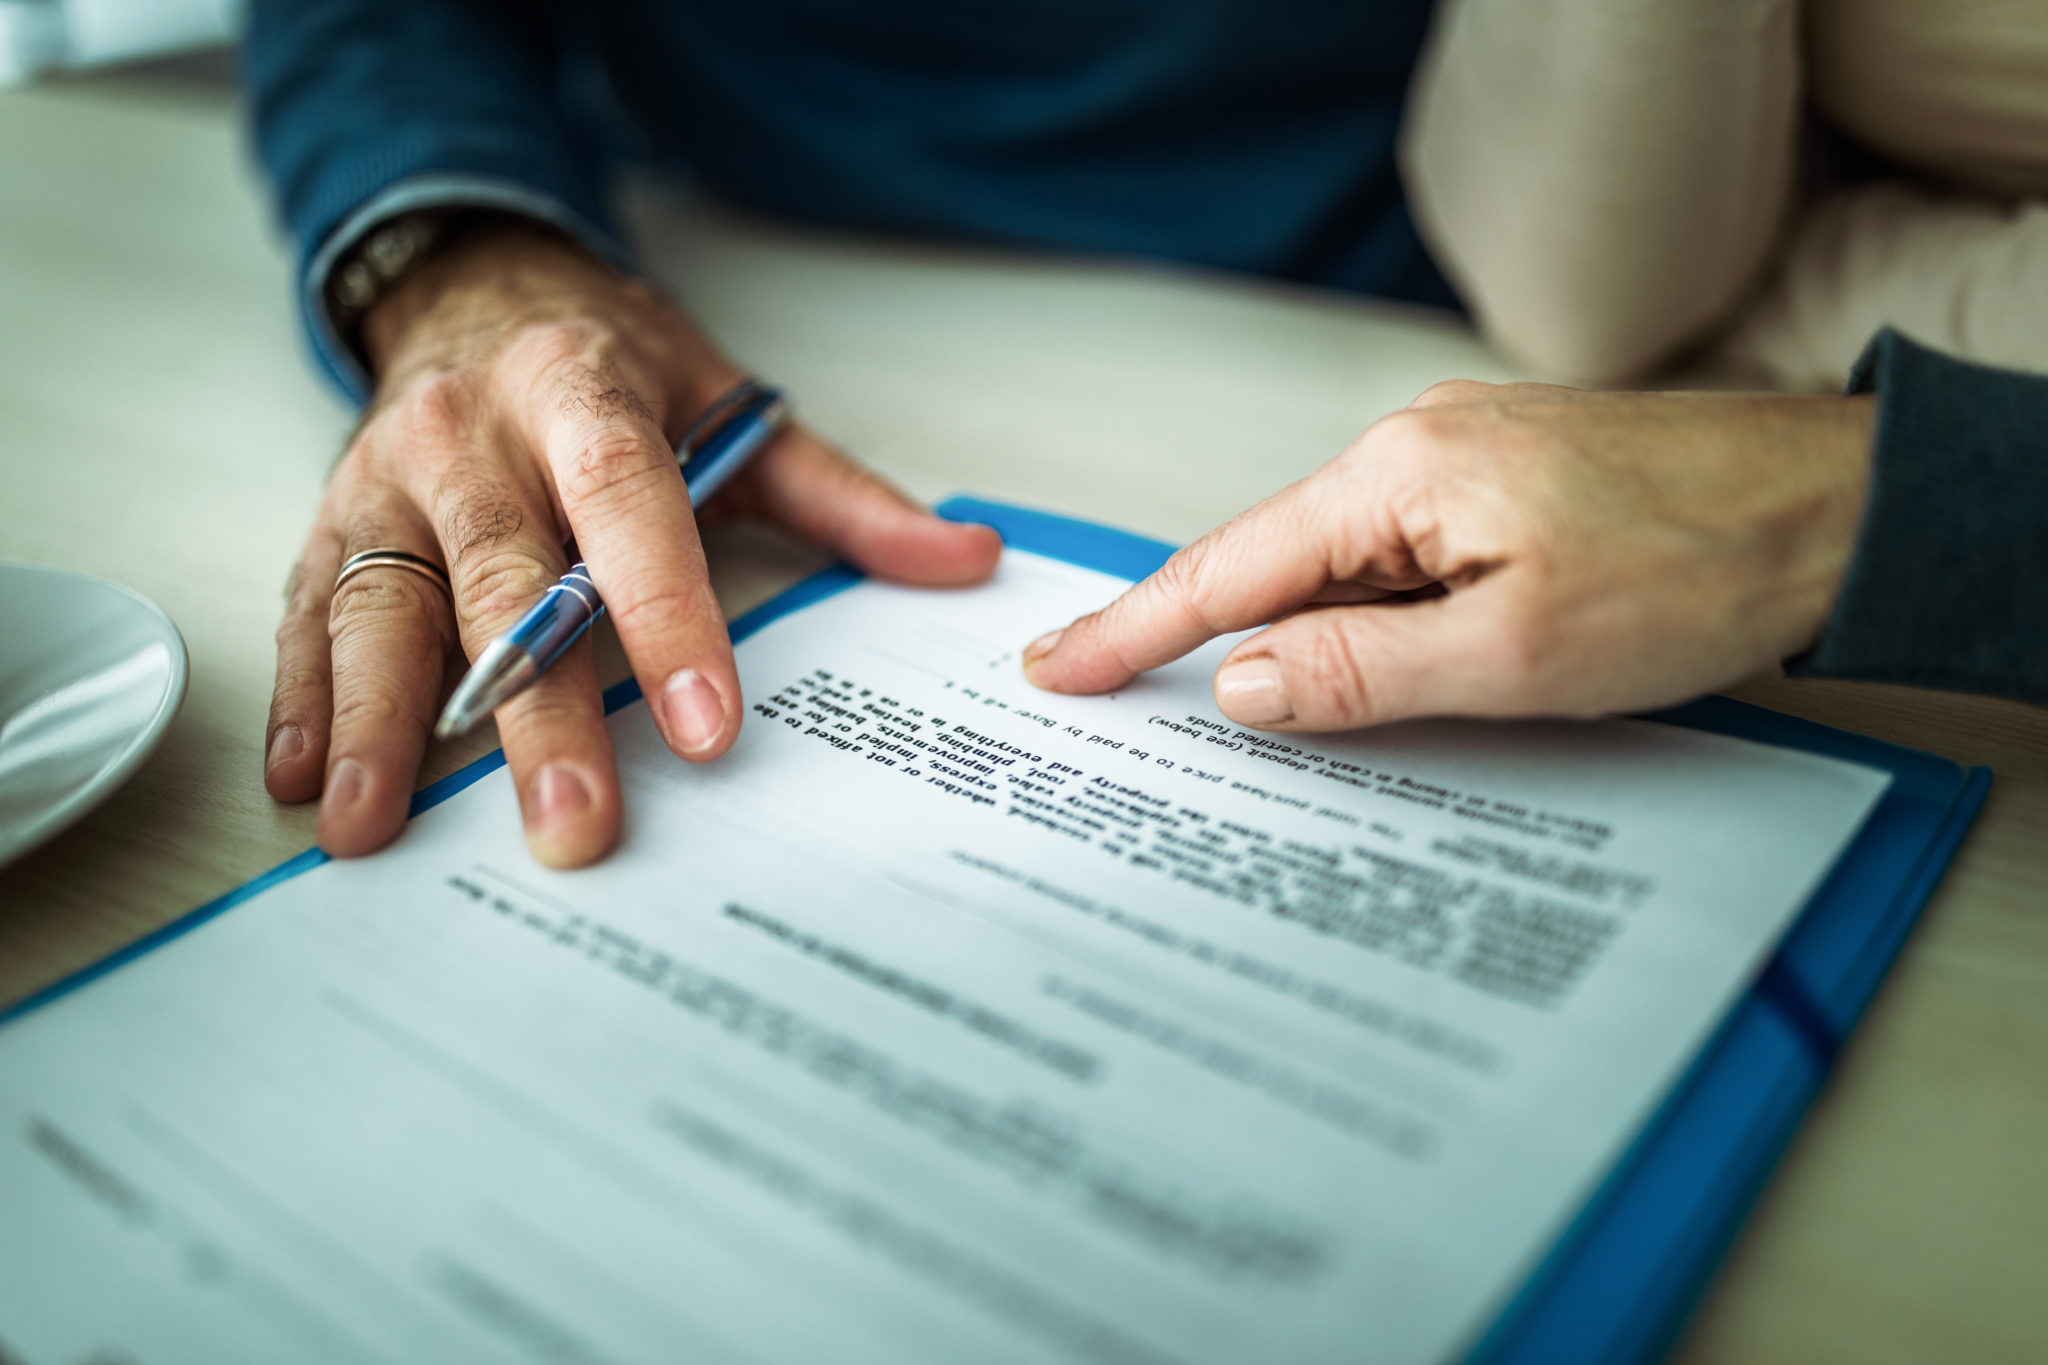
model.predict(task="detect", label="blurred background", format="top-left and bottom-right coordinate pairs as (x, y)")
top-left (0, 0), bottom-right (235, 83)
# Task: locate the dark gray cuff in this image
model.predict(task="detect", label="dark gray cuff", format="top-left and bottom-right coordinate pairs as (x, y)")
top-left (1790, 328), bottom-right (2048, 704)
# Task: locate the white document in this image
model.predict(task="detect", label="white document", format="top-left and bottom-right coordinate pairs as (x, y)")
top-left (0, 547), bottom-right (1889, 1365)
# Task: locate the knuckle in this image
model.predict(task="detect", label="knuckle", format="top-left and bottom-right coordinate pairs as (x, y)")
top-left (563, 376), bottom-right (656, 427)
top-left (510, 318), bottom-right (610, 375)
top-left (1355, 409), bottom-right (1471, 496)
top-left (1412, 378), bottom-right (1492, 410)
top-left (282, 555), bottom-right (334, 619)
top-left (327, 575), bottom-right (444, 640)
top-left (269, 665), bottom-right (330, 718)
top-left (325, 429), bottom-right (375, 486)
top-left (1344, 411), bottom-right (1429, 483)
top-left (329, 685), bottom-right (418, 735)
top-left (1149, 540), bottom-right (1230, 633)
top-left (1383, 474), bottom-right (1442, 544)
top-left (500, 684), bottom-right (597, 736)
top-left (1144, 546), bottom-right (1201, 611)
top-left (1375, 405), bottom-right (1454, 451)
top-left (272, 663), bottom-right (328, 699)
top-left (437, 476), bottom-right (534, 560)
top-left (555, 429), bottom-right (670, 508)
top-left (1297, 626), bottom-right (1376, 726)
top-left (1329, 435), bottom-right (1376, 478)
top-left (277, 598), bottom-right (322, 645)
top-left (454, 547), bottom-right (558, 624)
top-left (606, 579), bottom-right (707, 641)
top-left (390, 368), bottom-right (480, 451)
top-left (518, 325), bottom-right (660, 425)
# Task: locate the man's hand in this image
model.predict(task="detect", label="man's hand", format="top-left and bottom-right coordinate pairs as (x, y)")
top-left (265, 223), bottom-right (1001, 866)
top-left (1022, 381), bottom-right (1874, 727)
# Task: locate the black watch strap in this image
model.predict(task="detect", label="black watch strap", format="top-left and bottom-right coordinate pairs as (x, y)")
top-left (324, 208), bottom-right (461, 344)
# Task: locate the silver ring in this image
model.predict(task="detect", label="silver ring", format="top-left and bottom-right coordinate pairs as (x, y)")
top-left (334, 548), bottom-right (452, 597)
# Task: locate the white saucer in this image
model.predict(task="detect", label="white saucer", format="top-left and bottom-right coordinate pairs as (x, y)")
top-left (0, 563), bottom-right (189, 867)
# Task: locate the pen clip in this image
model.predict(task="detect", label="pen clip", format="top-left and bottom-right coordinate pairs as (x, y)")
top-left (678, 378), bottom-right (773, 459)
top-left (676, 380), bottom-right (787, 508)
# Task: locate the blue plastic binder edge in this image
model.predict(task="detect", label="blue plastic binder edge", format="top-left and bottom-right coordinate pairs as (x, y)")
top-left (1468, 760), bottom-right (1988, 1365)
top-left (0, 497), bottom-right (1991, 1365)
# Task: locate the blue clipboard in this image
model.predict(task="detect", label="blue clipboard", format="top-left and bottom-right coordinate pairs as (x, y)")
top-left (0, 496), bottom-right (1992, 1365)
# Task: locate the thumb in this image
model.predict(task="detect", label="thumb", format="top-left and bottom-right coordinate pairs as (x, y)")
top-left (736, 426), bottom-right (1004, 587)
top-left (1210, 595), bottom-right (1512, 730)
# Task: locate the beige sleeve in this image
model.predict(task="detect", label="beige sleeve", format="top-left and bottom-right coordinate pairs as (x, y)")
top-left (1712, 182), bottom-right (2048, 391)
top-left (1399, 0), bottom-right (1800, 384)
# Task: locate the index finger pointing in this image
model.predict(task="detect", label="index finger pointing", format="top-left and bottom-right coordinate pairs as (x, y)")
top-left (1021, 483), bottom-right (1340, 696)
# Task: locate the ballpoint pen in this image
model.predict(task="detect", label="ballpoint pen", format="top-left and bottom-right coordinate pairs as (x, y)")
top-left (433, 378), bottom-right (788, 739)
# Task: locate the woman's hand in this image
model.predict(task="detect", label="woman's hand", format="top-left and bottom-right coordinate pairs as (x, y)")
top-left (265, 223), bottom-right (1001, 866)
top-left (1023, 381), bottom-right (1873, 728)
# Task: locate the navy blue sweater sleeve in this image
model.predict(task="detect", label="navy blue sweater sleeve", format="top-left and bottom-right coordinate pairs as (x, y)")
top-left (1792, 329), bottom-right (2048, 705)
top-left (244, 0), bottom-right (630, 402)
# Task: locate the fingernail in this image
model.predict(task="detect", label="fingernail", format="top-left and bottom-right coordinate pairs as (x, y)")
top-left (324, 756), bottom-right (367, 812)
top-left (1215, 656), bottom-right (1292, 725)
top-left (1024, 628), bottom-right (1064, 661)
top-left (662, 668), bottom-right (726, 755)
top-left (267, 725), bottom-right (303, 771)
top-left (532, 763), bottom-right (593, 833)
top-left (1021, 628), bottom-right (1065, 684)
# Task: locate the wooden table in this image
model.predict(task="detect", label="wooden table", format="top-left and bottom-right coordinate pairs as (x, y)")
top-left (2, 76), bottom-right (2043, 1365)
